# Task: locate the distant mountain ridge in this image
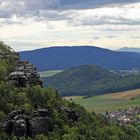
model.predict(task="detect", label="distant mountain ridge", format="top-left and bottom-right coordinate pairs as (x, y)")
top-left (19, 46), bottom-right (140, 71)
top-left (43, 65), bottom-right (140, 96)
top-left (118, 47), bottom-right (140, 53)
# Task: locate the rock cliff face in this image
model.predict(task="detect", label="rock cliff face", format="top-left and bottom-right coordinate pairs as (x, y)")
top-left (2, 108), bottom-right (79, 137)
top-left (2, 110), bottom-right (50, 137)
top-left (8, 60), bottom-right (43, 87)
top-left (0, 43), bottom-right (79, 137)
top-left (0, 41), bottom-right (42, 87)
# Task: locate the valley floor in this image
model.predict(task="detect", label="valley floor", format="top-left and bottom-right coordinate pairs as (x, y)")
top-left (64, 89), bottom-right (140, 113)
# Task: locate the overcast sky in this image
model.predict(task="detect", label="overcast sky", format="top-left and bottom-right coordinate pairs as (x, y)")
top-left (0, 0), bottom-right (140, 51)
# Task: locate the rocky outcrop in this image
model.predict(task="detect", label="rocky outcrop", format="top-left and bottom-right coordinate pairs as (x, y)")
top-left (29, 117), bottom-right (50, 136)
top-left (60, 107), bottom-right (79, 121)
top-left (2, 109), bottom-right (50, 137)
top-left (2, 110), bottom-right (27, 137)
top-left (7, 60), bottom-right (43, 87)
top-left (0, 41), bottom-right (42, 87)
top-left (2, 108), bottom-right (79, 137)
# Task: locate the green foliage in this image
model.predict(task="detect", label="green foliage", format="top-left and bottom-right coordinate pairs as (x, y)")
top-left (0, 111), bottom-right (6, 122)
top-left (0, 41), bottom-right (17, 81)
top-left (43, 65), bottom-right (140, 96)
top-left (1, 42), bottom-right (140, 139)
top-left (34, 134), bottom-right (48, 140)
top-left (1, 81), bottom-right (140, 139)
top-left (0, 60), bottom-right (8, 80)
top-left (72, 89), bottom-right (140, 113)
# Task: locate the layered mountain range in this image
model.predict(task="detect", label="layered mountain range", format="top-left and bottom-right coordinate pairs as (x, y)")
top-left (19, 46), bottom-right (140, 71)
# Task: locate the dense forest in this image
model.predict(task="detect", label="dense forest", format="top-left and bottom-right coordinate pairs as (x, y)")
top-left (1, 42), bottom-right (140, 140)
top-left (43, 65), bottom-right (140, 96)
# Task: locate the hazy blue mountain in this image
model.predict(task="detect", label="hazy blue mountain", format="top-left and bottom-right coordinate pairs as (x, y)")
top-left (19, 46), bottom-right (140, 71)
top-left (118, 47), bottom-right (140, 53)
top-left (43, 65), bottom-right (140, 96)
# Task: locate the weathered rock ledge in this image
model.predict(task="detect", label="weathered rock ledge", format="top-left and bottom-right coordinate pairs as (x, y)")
top-left (8, 60), bottom-right (43, 87)
top-left (2, 108), bottom-right (79, 137)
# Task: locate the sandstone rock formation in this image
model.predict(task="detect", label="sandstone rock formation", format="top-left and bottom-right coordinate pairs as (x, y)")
top-left (2, 110), bottom-right (27, 137)
top-left (7, 60), bottom-right (43, 87)
top-left (0, 41), bottom-right (42, 87)
top-left (2, 108), bottom-right (79, 137)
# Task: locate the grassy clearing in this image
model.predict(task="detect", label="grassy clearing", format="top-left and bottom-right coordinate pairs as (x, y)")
top-left (68, 89), bottom-right (140, 113)
top-left (39, 70), bottom-right (62, 77)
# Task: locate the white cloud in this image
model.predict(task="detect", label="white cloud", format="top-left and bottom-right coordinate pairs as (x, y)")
top-left (70, 3), bottom-right (140, 26)
top-left (0, 1), bottom-right (140, 51)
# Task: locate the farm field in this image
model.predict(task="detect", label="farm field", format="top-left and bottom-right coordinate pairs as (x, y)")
top-left (39, 70), bottom-right (62, 77)
top-left (67, 89), bottom-right (140, 113)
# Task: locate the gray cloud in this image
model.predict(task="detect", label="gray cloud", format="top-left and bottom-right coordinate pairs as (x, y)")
top-left (107, 35), bottom-right (118, 38)
top-left (132, 36), bottom-right (140, 39)
top-left (0, 0), bottom-right (139, 18)
top-left (0, 0), bottom-right (139, 26)
top-left (72, 16), bottom-right (140, 26)
top-left (103, 28), bottom-right (139, 32)
top-left (93, 37), bottom-right (100, 40)
top-left (55, 0), bottom-right (139, 10)
top-left (32, 10), bottom-right (78, 21)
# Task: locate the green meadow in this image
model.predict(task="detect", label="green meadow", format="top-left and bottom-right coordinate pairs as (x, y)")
top-left (65, 89), bottom-right (140, 113)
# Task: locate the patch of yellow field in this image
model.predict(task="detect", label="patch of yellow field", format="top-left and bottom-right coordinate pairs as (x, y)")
top-left (63, 89), bottom-right (140, 100)
top-left (107, 89), bottom-right (140, 100)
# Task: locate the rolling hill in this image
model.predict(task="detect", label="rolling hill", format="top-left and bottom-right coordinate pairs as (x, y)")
top-left (19, 46), bottom-right (140, 71)
top-left (43, 65), bottom-right (140, 96)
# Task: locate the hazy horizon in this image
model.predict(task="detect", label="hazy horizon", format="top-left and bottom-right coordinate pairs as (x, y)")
top-left (0, 0), bottom-right (140, 51)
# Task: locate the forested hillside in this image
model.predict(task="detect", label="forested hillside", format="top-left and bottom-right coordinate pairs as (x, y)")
top-left (43, 65), bottom-right (140, 96)
top-left (1, 42), bottom-right (140, 140)
top-left (19, 46), bottom-right (140, 71)
top-left (0, 42), bottom-right (18, 81)
top-left (2, 83), bottom-right (140, 140)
